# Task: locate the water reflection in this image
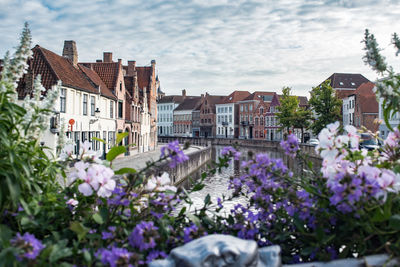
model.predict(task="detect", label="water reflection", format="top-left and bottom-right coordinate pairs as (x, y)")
top-left (180, 145), bottom-right (319, 214)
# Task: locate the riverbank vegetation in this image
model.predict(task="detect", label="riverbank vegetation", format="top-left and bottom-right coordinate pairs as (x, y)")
top-left (1, 24), bottom-right (400, 266)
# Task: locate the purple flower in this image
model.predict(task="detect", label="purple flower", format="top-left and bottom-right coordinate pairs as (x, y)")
top-left (129, 221), bottom-right (159, 251)
top-left (221, 146), bottom-right (241, 160)
top-left (102, 231), bottom-right (114, 240)
top-left (280, 134), bottom-right (299, 158)
top-left (146, 250), bottom-right (168, 264)
top-left (161, 140), bottom-right (189, 168)
top-left (183, 223), bottom-right (199, 243)
top-left (97, 247), bottom-right (133, 267)
top-left (11, 232), bottom-right (44, 261)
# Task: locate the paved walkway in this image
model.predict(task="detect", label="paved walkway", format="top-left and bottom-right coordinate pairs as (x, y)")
top-left (112, 144), bottom-right (204, 171)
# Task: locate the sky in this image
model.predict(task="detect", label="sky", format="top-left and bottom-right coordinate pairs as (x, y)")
top-left (0, 0), bottom-right (400, 97)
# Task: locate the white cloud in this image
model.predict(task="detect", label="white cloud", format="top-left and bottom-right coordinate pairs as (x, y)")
top-left (0, 0), bottom-right (399, 97)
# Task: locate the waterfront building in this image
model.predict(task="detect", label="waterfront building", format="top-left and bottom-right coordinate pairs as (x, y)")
top-left (198, 93), bottom-right (225, 138)
top-left (157, 90), bottom-right (187, 136)
top-left (238, 91), bottom-right (275, 139)
top-left (216, 91), bottom-right (250, 138)
top-left (173, 97), bottom-right (201, 137)
top-left (319, 73), bottom-right (370, 99)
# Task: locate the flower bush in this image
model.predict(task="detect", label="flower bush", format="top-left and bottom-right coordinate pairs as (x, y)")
top-left (2, 24), bottom-right (400, 266)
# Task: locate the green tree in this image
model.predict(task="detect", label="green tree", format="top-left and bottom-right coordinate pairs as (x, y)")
top-left (276, 87), bottom-right (299, 133)
top-left (293, 107), bottom-right (312, 143)
top-left (309, 80), bottom-right (342, 135)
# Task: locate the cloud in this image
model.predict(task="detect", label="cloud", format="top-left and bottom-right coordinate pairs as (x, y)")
top-left (0, 0), bottom-right (399, 97)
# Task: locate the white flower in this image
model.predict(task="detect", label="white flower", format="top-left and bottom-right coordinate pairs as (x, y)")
top-left (144, 172), bottom-right (176, 192)
top-left (66, 198), bottom-right (78, 206)
top-left (334, 135), bottom-right (349, 148)
top-left (344, 125), bottom-right (359, 148)
top-left (60, 143), bottom-right (74, 161)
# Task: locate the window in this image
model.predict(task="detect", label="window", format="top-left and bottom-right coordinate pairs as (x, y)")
top-left (60, 88), bottom-right (66, 113)
top-left (260, 108), bottom-right (263, 114)
top-left (108, 132), bottom-right (115, 149)
top-left (110, 101), bottom-right (114, 118)
top-left (245, 105), bottom-right (248, 112)
top-left (255, 117), bottom-right (259, 126)
top-left (91, 96), bottom-right (95, 116)
top-left (229, 115), bottom-right (232, 123)
top-left (260, 117), bottom-right (264, 125)
top-left (83, 94), bottom-right (88, 115)
top-left (229, 106), bottom-right (232, 112)
top-left (118, 101), bottom-right (123, 118)
top-left (240, 105), bottom-right (243, 112)
top-left (249, 105), bottom-right (253, 111)
top-left (224, 107), bottom-right (228, 113)
top-left (249, 115), bottom-right (253, 123)
top-left (82, 131), bottom-right (87, 142)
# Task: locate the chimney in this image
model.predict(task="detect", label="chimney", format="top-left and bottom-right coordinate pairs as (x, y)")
top-left (127, 60), bottom-right (136, 76)
top-left (201, 94), bottom-right (204, 98)
top-left (103, 52), bottom-right (112, 63)
top-left (62, 40), bottom-right (78, 68)
top-left (118, 59), bottom-right (122, 65)
top-left (182, 89), bottom-right (186, 97)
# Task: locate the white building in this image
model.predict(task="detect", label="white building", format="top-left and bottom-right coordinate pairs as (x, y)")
top-left (379, 97), bottom-right (400, 139)
top-left (173, 97), bottom-right (201, 137)
top-left (343, 95), bottom-right (355, 127)
top-left (216, 91), bottom-right (250, 139)
top-left (21, 43), bottom-right (117, 158)
top-left (157, 90), bottom-right (186, 136)
top-left (139, 93), bottom-right (151, 153)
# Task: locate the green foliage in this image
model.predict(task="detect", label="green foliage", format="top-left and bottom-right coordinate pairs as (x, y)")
top-left (0, 23), bottom-right (61, 213)
top-left (276, 87), bottom-right (299, 132)
top-left (309, 80), bottom-right (342, 135)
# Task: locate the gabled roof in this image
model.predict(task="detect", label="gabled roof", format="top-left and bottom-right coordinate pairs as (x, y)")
top-left (157, 95), bottom-right (186, 104)
top-left (175, 97), bottom-right (201, 111)
top-left (34, 45), bottom-right (99, 94)
top-left (206, 95), bottom-right (226, 106)
top-left (355, 82), bottom-right (375, 96)
top-left (220, 90), bottom-right (251, 104)
top-left (78, 64), bottom-right (116, 100)
top-left (80, 62), bottom-right (120, 91)
top-left (242, 91), bottom-right (275, 101)
top-left (326, 73), bottom-right (370, 89)
top-left (136, 66), bottom-right (152, 90)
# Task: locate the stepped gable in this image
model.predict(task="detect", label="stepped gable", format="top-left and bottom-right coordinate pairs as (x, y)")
top-left (222, 90), bottom-right (251, 103)
top-left (33, 45), bottom-right (99, 94)
top-left (175, 97), bottom-right (201, 111)
top-left (78, 64), bottom-right (116, 100)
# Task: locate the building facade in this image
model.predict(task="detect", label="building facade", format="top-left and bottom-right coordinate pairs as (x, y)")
top-left (173, 97), bottom-right (201, 137)
top-left (157, 90), bottom-right (186, 136)
top-left (215, 91), bottom-right (250, 139)
top-left (198, 93), bottom-right (225, 138)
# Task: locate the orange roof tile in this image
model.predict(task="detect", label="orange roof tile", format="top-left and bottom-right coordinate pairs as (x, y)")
top-left (78, 64), bottom-right (116, 100)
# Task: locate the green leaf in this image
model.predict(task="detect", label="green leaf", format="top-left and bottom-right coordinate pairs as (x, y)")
top-left (106, 146), bottom-right (126, 162)
top-left (70, 221), bottom-right (89, 241)
top-left (114, 168), bottom-right (137, 175)
top-left (178, 206), bottom-right (187, 217)
top-left (49, 243), bottom-right (73, 263)
top-left (389, 214), bottom-right (400, 230)
top-left (191, 183), bottom-right (205, 192)
top-left (116, 132), bottom-right (129, 145)
top-left (293, 216), bottom-right (306, 233)
top-left (186, 213), bottom-right (201, 226)
top-left (83, 249), bottom-right (92, 263)
top-left (0, 225), bottom-right (12, 246)
top-left (92, 213), bottom-right (104, 225)
top-left (371, 207), bottom-right (390, 222)
top-left (204, 194), bottom-right (211, 205)
top-left (92, 137), bottom-right (106, 144)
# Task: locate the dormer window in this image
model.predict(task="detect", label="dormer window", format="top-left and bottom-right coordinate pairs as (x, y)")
top-left (339, 82), bottom-right (344, 86)
top-left (351, 82), bottom-right (355, 86)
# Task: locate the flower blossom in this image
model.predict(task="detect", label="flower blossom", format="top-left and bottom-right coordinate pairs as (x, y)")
top-left (145, 172), bottom-right (177, 192)
top-left (221, 146), bottom-right (241, 160)
top-left (11, 232), bottom-right (44, 261)
top-left (68, 161), bottom-right (115, 198)
top-left (161, 140), bottom-right (189, 168)
top-left (280, 134), bottom-right (299, 158)
top-left (129, 221), bottom-right (159, 251)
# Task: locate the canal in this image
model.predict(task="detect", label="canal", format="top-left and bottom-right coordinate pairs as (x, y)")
top-left (180, 145), bottom-right (320, 213)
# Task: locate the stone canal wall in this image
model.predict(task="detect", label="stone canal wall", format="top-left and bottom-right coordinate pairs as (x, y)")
top-left (158, 136), bottom-right (321, 159)
top-left (144, 145), bottom-right (212, 186)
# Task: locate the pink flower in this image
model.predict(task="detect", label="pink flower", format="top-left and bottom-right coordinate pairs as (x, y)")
top-left (66, 198), bottom-right (78, 206)
top-left (344, 125), bottom-right (359, 148)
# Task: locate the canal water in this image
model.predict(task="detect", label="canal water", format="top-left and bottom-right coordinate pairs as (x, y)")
top-left (180, 145), bottom-right (319, 214)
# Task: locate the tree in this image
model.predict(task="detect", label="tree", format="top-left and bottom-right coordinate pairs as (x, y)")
top-left (309, 80), bottom-right (342, 135)
top-left (293, 107), bottom-right (312, 143)
top-left (276, 87), bottom-right (299, 133)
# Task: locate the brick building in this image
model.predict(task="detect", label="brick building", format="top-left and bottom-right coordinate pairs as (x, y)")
top-left (343, 82), bottom-right (378, 132)
top-left (198, 93), bottom-right (225, 138)
top-left (320, 73), bottom-right (370, 100)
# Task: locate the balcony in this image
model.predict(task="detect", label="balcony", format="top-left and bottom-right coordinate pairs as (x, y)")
top-left (221, 121), bottom-right (229, 126)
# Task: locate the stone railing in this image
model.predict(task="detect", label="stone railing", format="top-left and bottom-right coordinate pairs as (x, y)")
top-left (149, 234), bottom-right (399, 267)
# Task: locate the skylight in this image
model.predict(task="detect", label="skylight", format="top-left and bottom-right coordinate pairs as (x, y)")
top-left (339, 82), bottom-right (344, 85)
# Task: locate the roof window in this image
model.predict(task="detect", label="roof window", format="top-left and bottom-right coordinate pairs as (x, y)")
top-left (229, 97), bottom-right (232, 100)
top-left (351, 82), bottom-right (355, 86)
top-left (339, 82), bottom-right (344, 85)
